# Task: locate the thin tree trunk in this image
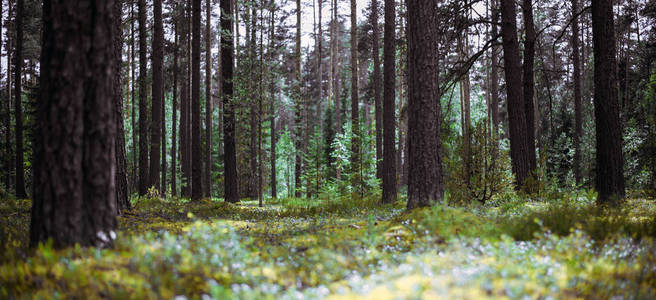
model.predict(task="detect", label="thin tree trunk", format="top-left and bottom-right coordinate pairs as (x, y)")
top-left (350, 0), bottom-right (361, 196)
top-left (191, 0), bottom-right (203, 200)
top-left (114, 0), bottom-right (130, 212)
top-left (130, 1), bottom-right (137, 194)
top-left (14, 0), bottom-right (25, 198)
top-left (269, 7), bottom-right (277, 200)
top-left (172, 13), bottom-right (179, 196)
top-left (222, 0), bottom-right (240, 203)
top-left (204, 0), bottom-right (212, 198)
top-left (32, 0), bottom-right (117, 248)
top-left (490, 0), bottom-right (500, 135)
top-left (372, 0), bottom-right (382, 181)
top-left (500, 0), bottom-right (531, 188)
top-left (2, 0), bottom-right (11, 192)
top-left (151, 0), bottom-right (164, 193)
top-left (406, 0), bottom-right (442, 208)
top-left (180, 4), bottom-right (191, 198)
top-left (572, 0), bottom-right (583, 185)
top-left (522, 0), bottom-right (537, 172)
top-left (138, 0), bottom-right (149, 195)
top-left (249, 3), bottom-right (258, 199)
top-left (258, 1), bottom-right (264, 206)
top-left (591, 0), bottom-right (625, 205)
top-left (294, 0), bottom-right (302, 197)
top-left (381, 0), bottom-right (396, 204)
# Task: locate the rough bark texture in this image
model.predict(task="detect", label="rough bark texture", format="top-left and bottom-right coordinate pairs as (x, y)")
top-left (490, 0), bottom-right (500, 134)
top-left (350, 0), bottom-right (361, 195)
top-left (138, 0), bottom-right (149, 195)
top-left (14, 0), bottom-right (25, 199)
top-left (222, 0), bottom-right (240, 203)
top-left (191, 0), bottom-right (203, 200)
top-left (249, 5), bottom-right (258, 200)
top-left (171, 15), bottom-right (179, 196)
top-left (2, 0), bottom-right (11, 193)
top-left (406, 0), bottom-right (442, 209)
top-left (522, 0), bottom-right (537, 172)
top-left (591, 0), bottom-right (625, 205)
top-left (372, 0), bottom-right (382, 181)
top-left (151, 0), bottom-right (164, 192)
top-left (572, 0), bottom-right (583, 185)
top-left (180, 5), bottom-right (191, 198)
top-left (269, 9), bottom-right (277, 200)
top-left (114, 0), bottom-right (129, 213)
top-left (32, 0), bottom-right (118, 248)
top-left (500, 0), bottom-right (531, 188)
top-left (204, 0), bottom-right (212, 198)
top-left (294, 0), bottom-right (302, 197)
top-left (130, 2), bottom-right (137, 194)
top-left (381, 0), bottom-right (396, 204)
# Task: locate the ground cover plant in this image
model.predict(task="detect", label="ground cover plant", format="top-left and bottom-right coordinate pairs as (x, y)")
top-left (2, 194), bottom-right (656, 299)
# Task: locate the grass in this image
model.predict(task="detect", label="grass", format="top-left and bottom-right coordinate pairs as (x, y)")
top-left (1, 193), bottom-right (656, 299)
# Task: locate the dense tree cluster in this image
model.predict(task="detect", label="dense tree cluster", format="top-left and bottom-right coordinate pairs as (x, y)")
top-left (0, 0), bottom-right (654, 245)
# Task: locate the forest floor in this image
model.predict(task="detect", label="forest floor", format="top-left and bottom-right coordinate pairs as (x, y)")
top-left (2, 193), bottom-right (656, 299)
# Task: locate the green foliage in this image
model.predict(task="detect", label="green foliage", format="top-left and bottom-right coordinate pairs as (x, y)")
top-left (445, 121), bottom-right (513, 205)
top-left (2, 196), bottom-right (656, 298)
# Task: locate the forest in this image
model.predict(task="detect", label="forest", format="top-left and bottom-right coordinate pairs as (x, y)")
top-left (1, 0), bottom-right (656, 298)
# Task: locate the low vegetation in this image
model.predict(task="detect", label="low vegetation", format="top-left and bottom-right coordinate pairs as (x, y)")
top-left (2, 193), bottom-right (655, 299)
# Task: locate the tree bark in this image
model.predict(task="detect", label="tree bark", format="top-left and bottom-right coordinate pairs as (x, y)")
top-left (138, 0), bottom-right (149, 195)
top-left (222, 0), bottom-right (240, 203)
top-left (32, 0), bottom-right (118, 248)
top-left (151, 0), bottom-right (164, 193)
top-left (180, 3), bottom-right (191, 198)
top-left (522, 0), bottom-right (537, 172)
top-left (172, 13), bottom-right (179, 196)
top-left (249, 3), bottom-right (258, 199)
top-left (591, 0), bottom-right (625, 205)
top-left (572, 0), bottom-right (583, 185)
top-left (191, 0), bottom-right (203, 200)
top-left (500, 0), bottom-right (531, 188)
top-left (406, 0), bottom-right (443, 209)
top-left (294, 0), bottom-right (302, 197)
top-left (350, 0), bottom-right (361, 195)
top-left (372, 0), bottom-right (382, 181)
top-left (269, 7), bottom-right (277, 200)
top-left (489, 0), bottom-right (500, 135)
top-left (114, 0), bottom-right (129, 212)
top-left (14, 0), bottom-right (25, 199)
top-left (381, 0), bottom-right (396, 204)
top-left (130, 1), bottom-right (137, 194)
top-left (204, 0), bottom-right (212, 198)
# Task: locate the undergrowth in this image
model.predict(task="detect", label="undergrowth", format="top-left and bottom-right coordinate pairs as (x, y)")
top-left (1, 193), bottom-right (656, 299)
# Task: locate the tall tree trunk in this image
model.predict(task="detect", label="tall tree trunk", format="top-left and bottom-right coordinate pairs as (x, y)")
top-left (332, 0), bottom-right (341, 137)
top-left (489, 0), bottom-right (500, 135)
top-left (114, 0), bottom-right (129, 212)
top-left (591, 0), bottom-right (625, 205)
top-left (32, 0), bottom-right (117, 248)
top-left (372, 0), bottom-right (382, 181)
top-left (14, 0), bottom-right (25, 198)
top-left (130, 1), bottom-right (137, 194)
top-left (2, 0), bottom-right (10, 192)
top-left (269, 7), bottom-right (277, 200)
top-left (204, 0), bottom-right (212, 198)
top-left (222, 0), bottom-right (240, 203)
top-left (522, 0), bottom-right (537, 172)
top-left (172, 14), bottom-right (179, 196)
top-left (294, 0), bottom-right (302, 197)
top-left (138, 0), bottom-right (149, 195)
top-left (249, 3), bottom-right (258, 200)
top-left (317, 0), bottom-right (323, 136)
top-left (192, 0), bottom-right (203, 200)
top-left (151, 0), bottom-right (164, 193)
top-left (572, 0), bottom-right (583, 185)
top-left (381, 0), bottom-right (396, 204)
top-left (180, 4), bottom-right (191, 198)
top-left (406, 0), bottom-right (442, 209)
top-left (350, 0), bottom-right (361, 196)
top-left (500, 0), bottom-right (531, 189)
top-left (258, 1), bottom-right (264, 206)
top-left (458, 32), bottom-right (471, 187)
